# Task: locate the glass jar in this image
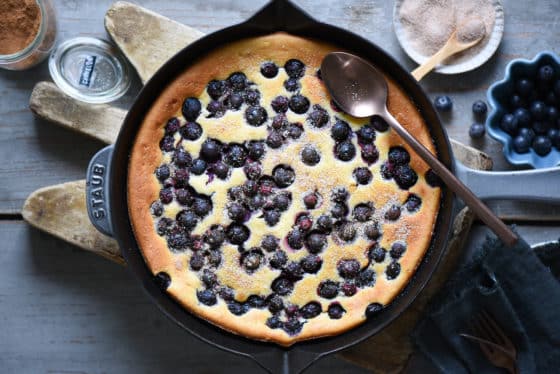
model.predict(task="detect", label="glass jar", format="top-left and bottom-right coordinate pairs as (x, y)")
top-left (0, 0), bottom-right (57, 71)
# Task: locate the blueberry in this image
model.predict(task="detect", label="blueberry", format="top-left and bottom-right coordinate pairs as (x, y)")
top-left (244, 162), bottom-right (262, 180)
top-left (301, 254), bottom-right (322, 273)
top-left (532, 135), bottom-right (552, 156)
top-left (151, 201), bottom-right (164, 216)
top-left (549, 128), bottom-right (560, 148)
top-left (338, 222), bottom-right (356, 242)
top-left (500, 113), bottom-right (518, 134)
top-left (226, 92), bottom-right (243, 109)
top-left (388, 146), bottom-right (410, 165)
top-left (206, 100), bottom-right (225, 117)
top-left (555, 80), bottom-right (560, 97)
top-left (273, 192), bottom-right (291, 211)
top-left (301, 146), bottom-right (320, 166)
top-left (380, 161), bottom-right (394, 179)
top-left (361, 143), bottom-right (379, 164)
top-left (331, 187), bottom-right (348, 203)
top-left (197, 289), bottom-right (217, 306)
top-left (303, 192), bottom-right (319, 209)
top-left (331, 119), bottom-right (351, 141)
top-left (156, 218), bottom-right (173, 236)
top-left (514, 108), bottom-right (531, 127)
top-left (316, 215), bottom-right (333, 232)
top-left (518, 127), bottom-right (536, 142)
top-left (272, 113), bottom-right (287, 130)
top-left (287, 229), bottom-right (304, 249)
top-left (405, 194), bottom-right (422, 212)
top-left (371, 115), bottom-right (389, 132)
top-left (284, 78), bottom-right (300, 92)
top-left (532, 121), bottom-right (550, 135)
top-left (530, 101), bottom-right (547, 120)
top-left (245, 106), bottom-right (268, 127)
top-left (201, 269), bottom-right (217, 287)
top-left (472, 100), bottom-right (488, 117)
top-left (365, 303), bottom-right (383, 318)
top-left (264, 209), bottom-right (281, 226)
top-left (547, 106), bottom-right (559, 122)
top-left (469, 122), bottom-right (486, 139)
top-left (259, 177), bottom-right (276, 195)
top-left (317, 280), bottom-right (339, 299)
top-left (394, 164), bottom-right (418, 190)
top-left (207, 80), bottom-right (226, 100)
top-left (266, 315), bottom-right (283, 329)
top-left (212, 161), bottom-right (229, 179)
top-left (390, 242), bottom-right (407, 259)
top-left (243, 180), bottom-right (258, 197)
top-left (189, 252), bottom-right (204, 270)
top-left (176, 210), bottom-right (198, 231)
top-left (227, 224), bottom-right (250, 244)
top-left (247, 295), bottom-right (266, 308)
top-left (368, 245), bottom-right (386, 263)
top-left (510, 94), bottom-right (525, 109)
top-left (227, 72), bottom-right (247, 91)
top-left (337, 259), bottom-right (361, 278)
top-left (283, 318), bottom-right (303, 335)
top-left (261, 61), bottom-right (279, 78)
top-left (267, 294), bottom-right (284, 313)
top-left (385, 205), bottom-right (401, 220)
top-left (182, 97), bottom-right (202, 121)
top-left (284, 59), bottom-right (305, 79)
top-left (308, 105), bottom-right (329, 127)
top-left (353, 167), bottom-right (372, 185)
top-left (273, 165), bottom-right (295, 187)
top-left (204, 225), bottom-right (225, 249)
top-left (224, 144), bottom-right (247, 168)
top-left (283, 261), bottom-right (304, 280)
top-left (335, 140), bottom-right (356, 161)
top-left (287, 123), bottom-right (304, 139)
top-left (353, 204), bottom-right (373, 222)
top-left (208, 251), bottom-right (222, 267)
top-left (261, 235), bottom-right (279, 252)
top-left (200, 139), bottom-right (222, 162)
top-left (154, 272), bottom-right (171, 290)
top-left (513, 135), bottom-right (531, 153)
top-left (174, 149), bottom-right (192, 168)
top-left (165, 118), bottom-right (180, 134)
top-left (247, 141), bottom-right (266, 160)
top-left (193, 196), bottom-right (212, 216)
top-left (425, 169), bottom-right (442, 188)
top-left (296, 214), bottom-right (313, 231)
top-left (341, 283), bottom-right (357, 296)
top-left (300, 302), bottom-right (322, 319)
top-left (272, 277), bottom-right (293, 296)
top-left (386, 261), bottom-right (401, 280)
top-left (159, 135), bottom-right (175, 152)
top-left (266, 131), bottom-right (284, 149)
top-left (433, 95), bottom-right (452, 112)
top-left (331, 202), bottom-right (349, 219)
top-left (364, 223), bottom-right (381, 240)
top-left (173, 168), bottom-right (189, 188)
top-left (305, 232), bottom-right (327, 253)
top-left (538, 65), bottom-right (556, 82)
top-left (155, 164), bottom-right (170, 181)
top-left (271, 95), bottom-right (289, 113)
top-left (357, 124), bottom-right (376, 143)
top-left (228, 203), bottom-right (247, 222)
top-left (241, 249), bottom-right (263, 271)
top-left (516, 78), bottom-right (534, 97)
top-left (357, 268), bottom-right (376, 287)
top-left (159, 187), bottom-right (174, 204)
top-left (269, 250), bottom-right (288, 269)
top-left (289, 94), bottom-right (310, 114)
top-left (228, 301), bottom-right (249, 316)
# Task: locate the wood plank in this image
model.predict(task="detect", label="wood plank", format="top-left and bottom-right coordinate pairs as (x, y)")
top-left (0, 221), bottom-right (366, 374)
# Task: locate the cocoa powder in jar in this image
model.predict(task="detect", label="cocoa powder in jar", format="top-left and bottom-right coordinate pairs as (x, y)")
top-left (0, 0), bottom-right (42, 55)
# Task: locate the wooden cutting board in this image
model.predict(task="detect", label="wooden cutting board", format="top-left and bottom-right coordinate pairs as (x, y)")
top-left (23, 2), bottom-right (492, 372)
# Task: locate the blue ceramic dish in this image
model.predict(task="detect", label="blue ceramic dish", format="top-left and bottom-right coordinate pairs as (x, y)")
top-left (487, 51), bottom-right (560, 168)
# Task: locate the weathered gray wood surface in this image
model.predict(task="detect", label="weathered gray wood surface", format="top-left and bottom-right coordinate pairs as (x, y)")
top-left (1, 0), bottom-right (559, 373)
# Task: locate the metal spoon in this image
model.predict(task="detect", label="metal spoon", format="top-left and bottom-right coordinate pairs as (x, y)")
top-left (321, 52), bottom-right (517, 246)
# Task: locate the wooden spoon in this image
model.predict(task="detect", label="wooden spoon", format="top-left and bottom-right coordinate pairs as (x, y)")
top-left (411, 18), bottom-right (486, 81)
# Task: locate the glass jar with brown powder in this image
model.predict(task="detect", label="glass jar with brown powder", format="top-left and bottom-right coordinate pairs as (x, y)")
top-left (0, 0), bottom-right (57, 70)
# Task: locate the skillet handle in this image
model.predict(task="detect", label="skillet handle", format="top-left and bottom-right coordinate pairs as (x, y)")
top-left (251, 349), bottom-right (322, 374)
top-left (455, 161), bottom-right (560, 203)
top-left (85, 145), bottom-right (114, 237)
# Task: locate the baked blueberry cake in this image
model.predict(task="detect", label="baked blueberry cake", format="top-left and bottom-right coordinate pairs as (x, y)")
top-left (128, 32), bottom-right (441, 346)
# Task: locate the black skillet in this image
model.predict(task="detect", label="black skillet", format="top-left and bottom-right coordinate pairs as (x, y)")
top-left (84, 0), bottom-right (560, 372)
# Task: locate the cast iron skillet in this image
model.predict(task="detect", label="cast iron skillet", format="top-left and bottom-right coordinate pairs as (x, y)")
top-left (84, 0), bottom-right (560, 372)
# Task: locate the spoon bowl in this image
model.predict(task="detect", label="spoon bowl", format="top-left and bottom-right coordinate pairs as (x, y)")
top-left (321, 52), bottom-right (517, 246)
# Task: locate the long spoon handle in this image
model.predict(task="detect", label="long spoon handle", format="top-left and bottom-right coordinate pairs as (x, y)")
top-left (382, 110), bottom-right (518, 246)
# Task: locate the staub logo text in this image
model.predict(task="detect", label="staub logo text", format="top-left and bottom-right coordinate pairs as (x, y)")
top-left (90, 163), bottom-right (105, 220)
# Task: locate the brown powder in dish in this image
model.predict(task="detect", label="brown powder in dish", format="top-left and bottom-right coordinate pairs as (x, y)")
top-left (0, 0), bottom-right (42, 55)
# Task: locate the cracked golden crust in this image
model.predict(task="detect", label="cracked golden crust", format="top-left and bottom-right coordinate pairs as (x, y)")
top-left (127, 32), bottom-right (441, 346)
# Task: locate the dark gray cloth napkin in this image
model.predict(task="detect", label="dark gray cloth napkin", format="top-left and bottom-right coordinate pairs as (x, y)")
top-left (412, 235), bottom-right (560, 373)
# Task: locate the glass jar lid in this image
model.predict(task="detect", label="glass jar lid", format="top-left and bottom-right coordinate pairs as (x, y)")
top-left (49, 37), bottom-right (131, 104)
